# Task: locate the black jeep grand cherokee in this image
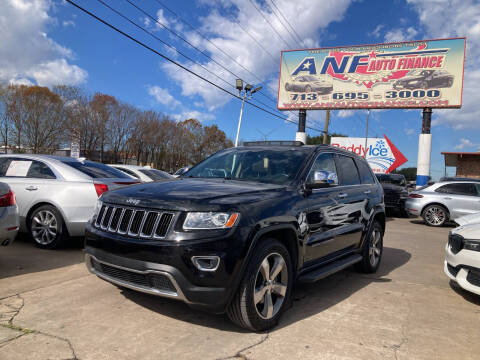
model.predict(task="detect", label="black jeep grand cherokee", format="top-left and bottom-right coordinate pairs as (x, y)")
top-left (85, 142), bottom-right (385, 331)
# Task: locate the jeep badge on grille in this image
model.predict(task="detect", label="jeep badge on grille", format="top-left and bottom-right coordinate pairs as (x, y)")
top-left (126, 198), bottom-right (140, 206)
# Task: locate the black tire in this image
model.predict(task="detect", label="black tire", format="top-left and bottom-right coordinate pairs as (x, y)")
top-left (285, 83), bottom-right (290, 91)
top-left (422, 204), bottom-right (448, 227)
top-left (305, 85), bottom-right (312, 93)
top-left (227, 238), bottom-right (293, 332)
top-left (355, 221), bottom-right (383, 273)
top-left (29, 205), bottom-right (68, 249)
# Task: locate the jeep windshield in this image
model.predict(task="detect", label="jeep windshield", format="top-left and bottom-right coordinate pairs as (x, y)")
top-left (184, 147), bottom-right (311, 185)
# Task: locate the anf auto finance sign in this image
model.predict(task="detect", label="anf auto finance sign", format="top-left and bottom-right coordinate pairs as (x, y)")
top-left (278, 38), bottom-right (466, 110)
top-left (331, 136), bottom-right (407, 174)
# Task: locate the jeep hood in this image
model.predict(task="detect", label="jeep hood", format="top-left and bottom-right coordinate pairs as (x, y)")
top-left (100, 178), bottom-right (287, 211)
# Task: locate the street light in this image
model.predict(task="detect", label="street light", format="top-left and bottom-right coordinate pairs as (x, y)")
top-left (234, 80), bottom-right (262, 147)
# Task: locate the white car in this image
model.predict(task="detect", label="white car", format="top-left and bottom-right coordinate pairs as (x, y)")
top-left (444, 213), bottom-right (480, 295)
top-left (0, 182), bottom-right (19, 247)
top-left (108, 165), bottom-right (173, 182)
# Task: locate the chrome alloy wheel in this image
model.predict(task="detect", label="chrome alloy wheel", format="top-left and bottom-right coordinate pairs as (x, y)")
top-left (424, 206), bottom-right (446, 226)
top-left (31, 210), bottom-right (58, 245)
top-left (369, 227), bottom-right (382, 267)
top-left (254, 252), bottom-right (288, 320)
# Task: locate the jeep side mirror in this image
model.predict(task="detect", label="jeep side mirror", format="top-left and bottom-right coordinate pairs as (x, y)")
top-left (305, 170), bottom-right (338, 189)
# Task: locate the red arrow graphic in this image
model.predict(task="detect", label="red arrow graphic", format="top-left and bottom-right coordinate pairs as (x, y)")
top-left (384, 134), bottom-right (407, 173)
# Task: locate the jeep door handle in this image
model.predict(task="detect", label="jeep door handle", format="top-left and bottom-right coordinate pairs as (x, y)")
top-left (25, 186), bottom-right (38, 191)
top-left (338, 193), bottom-right (348, 198)
top-left (363, 190), bottom-right (371, 194)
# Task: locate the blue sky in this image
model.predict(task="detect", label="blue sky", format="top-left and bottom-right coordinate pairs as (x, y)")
top-left (3, 0), bottom-right (480, 180)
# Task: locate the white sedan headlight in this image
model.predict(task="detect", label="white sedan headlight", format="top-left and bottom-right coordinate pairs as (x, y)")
top-left (183, 212), bottom-right (239, 230)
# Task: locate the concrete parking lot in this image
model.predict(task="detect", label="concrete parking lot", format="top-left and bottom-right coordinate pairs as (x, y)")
top-left (0, 217), bottom-right (479, 360)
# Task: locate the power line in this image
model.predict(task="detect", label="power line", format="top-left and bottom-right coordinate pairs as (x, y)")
top-left (65, 0), bottom-right (325, 134)
top-left (127, 0), bottom-right (290, 118)
top-left (97, 0), bottom-right (236, 92)
top-left (247, 0), bottom-right (294, 49)
top-left (267, 0), bottom-right (303, 45)
top-left (264, 0), bottom-right (300, 47)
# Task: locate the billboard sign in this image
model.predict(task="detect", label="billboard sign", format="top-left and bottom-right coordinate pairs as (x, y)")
top-left (331, 135), bottom-right (407, 174)
top-left (278, 38), bottom-right (466, 110)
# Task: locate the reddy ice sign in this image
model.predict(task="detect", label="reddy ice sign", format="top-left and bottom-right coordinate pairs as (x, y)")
top-left (331, 136), bottom-right (407, 174)
top-left (278, 38), bottom-right (466, 110)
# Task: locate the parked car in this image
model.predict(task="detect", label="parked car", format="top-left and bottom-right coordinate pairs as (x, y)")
top-left (0, 182), bottom-right (19, 247)
top-left (85, 142), bottom-right (386, 331)
top-left (393, 69), bottom-right (454, 90)
top-left (108, 164), bottom-right (173, 182)
top-left (284, 75), bottom-right (333, 94)
top-left (172, 166), bottom-right (190, 178)
top-left (0, 155), bottom-right (139, 249)
top-left (405, 180), bottom-right (480, 226)
top-left (375, 173), bottom-right (409, 217)
top-left (444, 215), bottom-right (480, 296)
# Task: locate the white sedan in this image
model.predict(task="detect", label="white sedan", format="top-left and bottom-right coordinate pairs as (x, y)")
top-left (108, 165), bottom-right (173, 182)
top-left (444, 213), bottom-right (480, 295)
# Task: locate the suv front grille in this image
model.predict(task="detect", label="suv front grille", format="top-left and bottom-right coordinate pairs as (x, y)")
top-left (91, 258), bottom-right (177, 293)
top-left (95, 204), bottom-right (174, 239)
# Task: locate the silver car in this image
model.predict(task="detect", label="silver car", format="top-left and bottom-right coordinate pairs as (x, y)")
top-left (0, 154), bottom-right (139, 249)
top-left (405, 180), bottom-right (480, 226)
top-left (108, 164), bottom-right (173, 182)
top-left (0, 182), bottom-right (19, 247)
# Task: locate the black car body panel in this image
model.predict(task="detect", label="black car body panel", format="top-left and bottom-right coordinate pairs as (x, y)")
top-left (375, 174), bottom-right (408, 213)
top-left (85, 145), bottom-right (385, 314)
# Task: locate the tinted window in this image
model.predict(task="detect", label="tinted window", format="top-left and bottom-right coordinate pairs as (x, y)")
top-left (356, 159), bottom-right (375, 184)
top-left (62, 160), bottom-right (131, 179)
top-left (139, 169), bottom-right (171, 180)
top-left (335, 155), bottom-right (360, 186)
top-left (0, 158), bottom-right (55, 179)
top-left (27, 161), bottom-right (56, 179)
top-left (307, 153), bottom-right (337, 184)
top-left (436, 183), bottom-right (477, 196)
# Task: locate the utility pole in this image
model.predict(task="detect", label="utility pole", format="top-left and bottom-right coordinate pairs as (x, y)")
top-left (322, 110), bottom-right (330, 144)
top-left (364, 109), bottom-right (370, 158)
top-left (234, 79), bottom-right (262, 147)
top-left (296, 109), bottom-right (307, 144)
top-left (416, 108), bottom-right (432, 187)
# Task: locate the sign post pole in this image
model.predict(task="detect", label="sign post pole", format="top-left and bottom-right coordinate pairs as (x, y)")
top-left (322, 110), bottom-right (330, 144)
top-left (364, 110), bottom-right (370, 158)
top-left (296, 109), bottom-right (307, 144)
top-left (416, 108), bottom-right (432, 188)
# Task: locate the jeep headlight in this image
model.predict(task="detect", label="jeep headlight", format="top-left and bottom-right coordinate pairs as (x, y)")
top-left (183, 212), bottom-right (239, 230)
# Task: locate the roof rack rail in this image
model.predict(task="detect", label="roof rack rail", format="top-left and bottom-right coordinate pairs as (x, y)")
top-left (242, 141), bottom-right (304, 147)
top-left (439, 177), bottom-right (480, 182)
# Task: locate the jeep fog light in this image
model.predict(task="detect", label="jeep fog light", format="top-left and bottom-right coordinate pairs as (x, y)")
top-left (192, 256), bottom-right (220, 271)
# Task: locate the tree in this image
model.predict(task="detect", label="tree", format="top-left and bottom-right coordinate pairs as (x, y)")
top-left (90, 93), bottom-right (117, 162)
top-left (394, 167), bottom-right (417, 181)
top-left (306, 132), bottom-right (347, 145)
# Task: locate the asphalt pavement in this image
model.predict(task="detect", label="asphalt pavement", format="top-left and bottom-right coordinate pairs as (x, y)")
top-left (0, 218), bottom-right (479, 360)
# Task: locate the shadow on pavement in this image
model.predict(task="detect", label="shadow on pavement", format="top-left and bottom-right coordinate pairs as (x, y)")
top-left (409, 219), bottom-right (456, 228)
top-left (0, 233), bottom-right (85, 279)
top-left (121, 246), bottom-right (411, 332)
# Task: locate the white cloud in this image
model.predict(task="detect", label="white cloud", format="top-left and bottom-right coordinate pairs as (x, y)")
top-left (148, 86), bottom-right (181, 107)
top-left (369, 24), bottom-right (384, 38)
top-left (454, 138), bottom-right (478, 150)
top-left (405, 128), bottom-right (415, 135)
top-left (62, 20), bottom-right (75, 27)
top-left (405, 0), bottom-right (480, 129)
top-left (159, 0), bottom-right (352, 109)
top-left (384, 27), bottom-right (419, 43)
top-left (336, 110), bottom-right (355, 118)
top-left (173, 110), bottom-right (215, 122)
top-left (0, 0), bottom-right (87, 86)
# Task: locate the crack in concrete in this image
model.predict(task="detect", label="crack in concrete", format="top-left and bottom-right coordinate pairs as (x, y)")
top-left (391, 293), bottom-right (411, 360)
top-left (216, 333), bottom-right (270, 360)
top-left (0, 293), bottom-right (79, 359)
